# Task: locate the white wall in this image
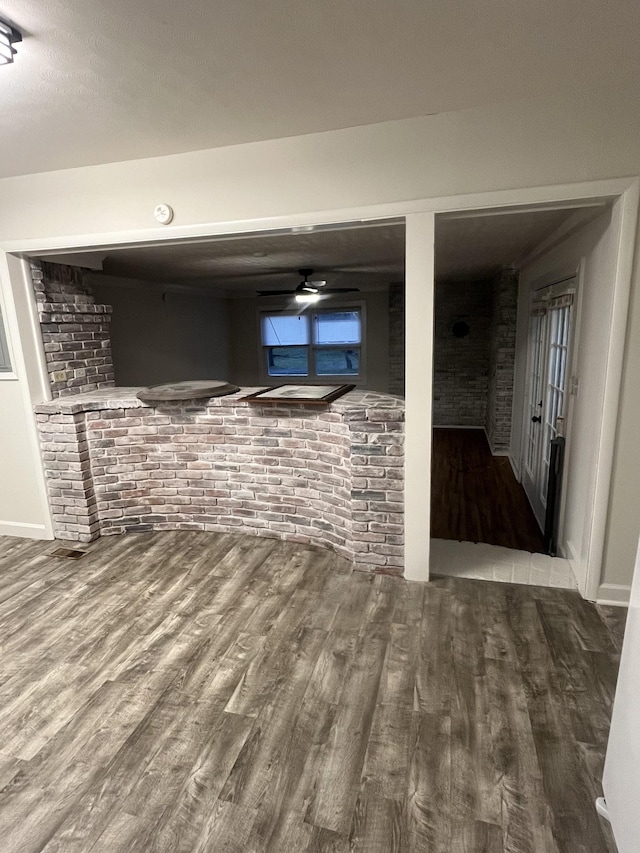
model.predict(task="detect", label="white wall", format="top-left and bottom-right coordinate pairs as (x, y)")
top-left (0, 85), bottom-right (639, 585)
top-left (228, 291), bottom-right (390, 392)
top-left (0, 255), bottom-right (52, 538)
top-left (89, 276), bottom-right (231, 386)
top-left (602, 535), bottom-right (640, 852)
top-left (0, 380), bottom-right (52, 537)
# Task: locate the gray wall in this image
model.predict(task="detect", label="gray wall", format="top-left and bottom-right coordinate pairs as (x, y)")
top-left (89, 276), bottom-right (230, 386)
top-left (228, 291), bottom-right (391, 392)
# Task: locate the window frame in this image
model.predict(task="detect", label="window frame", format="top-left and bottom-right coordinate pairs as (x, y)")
top-left (258, 302), bottom-right (367, 385)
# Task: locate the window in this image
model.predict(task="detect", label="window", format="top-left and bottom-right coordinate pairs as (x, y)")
top-left (261, 308), bottom-right (363, 380)
top-left (0, 307), bottom-right (11, 373)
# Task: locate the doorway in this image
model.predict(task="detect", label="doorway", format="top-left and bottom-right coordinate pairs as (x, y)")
top-left (426, 200), bottom-right (626, 593)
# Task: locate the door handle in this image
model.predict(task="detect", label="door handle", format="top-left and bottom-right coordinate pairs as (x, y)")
top-left (531, 415), bottom-right (542, 423)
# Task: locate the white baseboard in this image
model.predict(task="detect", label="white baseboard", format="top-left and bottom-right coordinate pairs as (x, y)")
top-left (482, 426), bottom-right (512, 458)
top-left (0, 521), bottom-right (53, 540)
top-left (508, 453), bottom-right (521, 480)
top-left (597, 582), bottom-right (631, 607)
top-left (564, 540), bottom-right (584, 593)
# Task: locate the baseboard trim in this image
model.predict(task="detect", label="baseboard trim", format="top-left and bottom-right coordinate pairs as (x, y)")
top-left (508, 453), bottom-right (521, 480)
top-left (0, 521), bottom-right (53, 540)
top-left (482, 426), bottom-right (512, 458)
top-left (597, 582), bottom-right (631, 607)
top-left (563, 539), bottom-right (584, 593)
top-left (433, 424), bottom-right (484, 430)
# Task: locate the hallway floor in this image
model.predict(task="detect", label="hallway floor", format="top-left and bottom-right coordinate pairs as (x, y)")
top-left (0, 530), bottom-right (622, 852)
top-left (430, 538), bottom-right (576, 590)
top-left (431, 427), bottom-right (546, 553)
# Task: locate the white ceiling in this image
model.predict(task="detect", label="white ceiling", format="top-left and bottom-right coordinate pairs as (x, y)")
top-left (2, 0), bottom-right (640, 178)
top-left (88, 222), bottom-right (407, 294)
top-left (48, 205), bottom-right (602, 295)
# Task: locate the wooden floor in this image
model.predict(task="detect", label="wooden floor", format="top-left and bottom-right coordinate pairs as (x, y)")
top-left (0, 531), bottom-right (624, 852)
top-left (432, 428), bottom-right (546, 553)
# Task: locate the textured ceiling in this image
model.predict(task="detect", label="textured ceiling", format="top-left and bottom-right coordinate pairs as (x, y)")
top-left (435, 207), bottom-right (589, 281)
top-left (89, 222), bottom-right (407, 294)
top-left (1, 1), bottom-right (640, 177)
top-left (46, 206), bottom-right (597, 295)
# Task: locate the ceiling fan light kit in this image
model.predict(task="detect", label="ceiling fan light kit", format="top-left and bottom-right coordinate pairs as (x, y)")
top-left (257, 268), bottom-right (359, 299)
top-left (0, 18), bottom-right (21, 65)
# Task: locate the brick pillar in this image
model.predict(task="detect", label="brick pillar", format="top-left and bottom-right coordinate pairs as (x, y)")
top-left (36, 409), bottom-right (98, 541)
top-left (388, 282), bottom-right (405, 396)
top-left (31, 260), bottom-right (115, 397)
top-left (486, 267), bottom-right (518, 452)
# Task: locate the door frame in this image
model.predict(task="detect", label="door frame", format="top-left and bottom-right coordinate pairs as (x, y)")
top-left (1, 176), bottom-right (638, 598)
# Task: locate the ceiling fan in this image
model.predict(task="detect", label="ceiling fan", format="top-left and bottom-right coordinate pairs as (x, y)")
top-left (257, 268), bottom-right (359, 301)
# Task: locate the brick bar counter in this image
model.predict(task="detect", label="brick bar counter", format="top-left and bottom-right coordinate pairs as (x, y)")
top-left (35, 387), bottom-right (405, 575)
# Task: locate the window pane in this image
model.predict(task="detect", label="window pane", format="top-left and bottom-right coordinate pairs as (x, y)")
top-left (0, 311), bottom-right (11, 372)
top-left (314, 311), bottom-right (361, 344)
top-left (261, 314), bottom-right (309, 346)
top-left (315, 347), bottom-right (359, 376)
top-left (266, 346), bottom-right (308, 376)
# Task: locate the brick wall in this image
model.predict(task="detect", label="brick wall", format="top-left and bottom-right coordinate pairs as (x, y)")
top-left (433, 279), bottom-right (492, 426)
top-left (31, 260), bottom-right (115, 397)
top-left (35, 388), bottom-right (405, 575)
top-left (486, 268), bottom-right (518, 452)
top-left (388, 282), bottom-right (405, 395)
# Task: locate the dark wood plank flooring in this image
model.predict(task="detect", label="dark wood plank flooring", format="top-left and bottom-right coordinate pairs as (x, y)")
top-left (431, 428), bottom-right (546, 553)
top-left (0, 530), bottom-right (623, 852)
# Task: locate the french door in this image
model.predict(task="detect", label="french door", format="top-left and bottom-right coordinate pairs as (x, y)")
top-left (522, 280), bottom-right (575, 530)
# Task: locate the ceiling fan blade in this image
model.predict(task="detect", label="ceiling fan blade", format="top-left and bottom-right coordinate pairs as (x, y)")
top-left (257, 289), bottom-right (296, 296)
top-left (324, 287), bottom-right (360, 293)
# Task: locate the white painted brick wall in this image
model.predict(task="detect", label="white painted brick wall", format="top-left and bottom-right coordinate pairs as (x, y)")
top-left (35, 388), bottom-right (405, 576)
top-left (31, 260), bottom-right (115, 398)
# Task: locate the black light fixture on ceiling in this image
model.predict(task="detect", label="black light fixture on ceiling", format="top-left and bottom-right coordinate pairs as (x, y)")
top-left (0, 18), bottom-right (21, 66)
top-left (257, 268), bottom-right (359, 302)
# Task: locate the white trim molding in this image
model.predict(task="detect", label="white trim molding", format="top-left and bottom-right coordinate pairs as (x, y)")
top-left (404, 211), bottom-right (435, 583)
top-left (0, 521), bottom-right (53, 540)
top-left (597, 583), bottom-right (631, 607)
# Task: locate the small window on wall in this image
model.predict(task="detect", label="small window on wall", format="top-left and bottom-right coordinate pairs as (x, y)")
top-left (0, 308), bottom-right (11, 373)
top-left (261, 308), bottom-right (362, 379)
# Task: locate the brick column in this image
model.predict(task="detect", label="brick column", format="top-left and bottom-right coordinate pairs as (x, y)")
top-left (388, 282), bottom-right (405, 396)
top-left (36, 409), bottom-right (98, 541)
top-left (31, 260), bottom-right (115, 397)
top-left (486, 267), bottom-right (518, 452)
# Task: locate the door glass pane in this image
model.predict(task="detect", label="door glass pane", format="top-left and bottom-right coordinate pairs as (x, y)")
top-left (266, 346), bottom-right (308, 376)
top-left (526, 312), bottom-right (545, 475)
top-left (261, 314), bottom-right (309, 346)
top-left (314, 311), bottom-right (361, 345)
top-left (315, 347), bottom-right (359, 375)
